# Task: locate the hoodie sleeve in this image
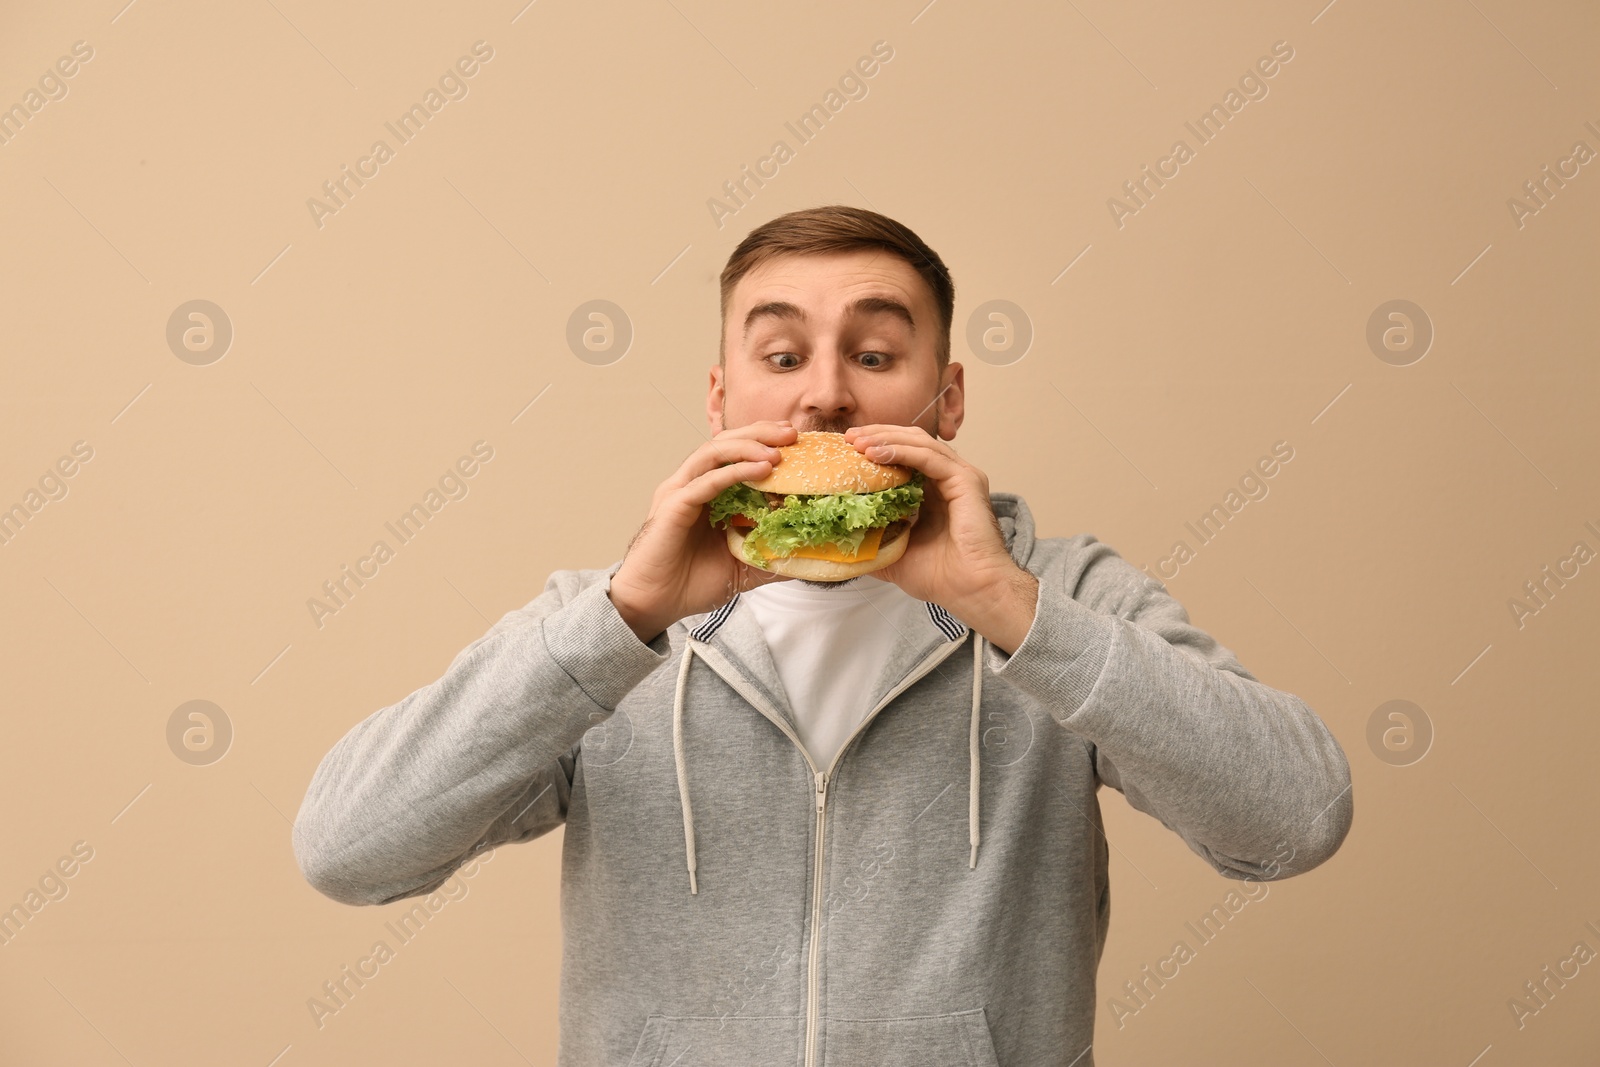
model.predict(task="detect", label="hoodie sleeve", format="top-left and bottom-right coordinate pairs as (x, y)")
top-left (984, 535), bottom-right (1353, 881)
top-left (292, 562), bottom-right (671, 906)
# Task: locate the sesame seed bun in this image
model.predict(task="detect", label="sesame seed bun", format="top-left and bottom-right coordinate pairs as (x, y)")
top-left (744, 431), bottom-right (914, 495)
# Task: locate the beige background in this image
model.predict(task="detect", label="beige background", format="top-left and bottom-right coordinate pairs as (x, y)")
top-left (2, 0), bottom-right (1597, 1063)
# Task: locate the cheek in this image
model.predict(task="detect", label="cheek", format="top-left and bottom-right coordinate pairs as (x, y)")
top-left (720, 372), bottom-right (795, 423)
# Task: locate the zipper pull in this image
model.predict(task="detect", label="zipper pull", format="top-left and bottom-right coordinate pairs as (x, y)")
top-left (815, 770), bottom-right (827, 812)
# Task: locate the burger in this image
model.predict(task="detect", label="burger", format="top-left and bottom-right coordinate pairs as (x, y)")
top-left (708, 431), bottom-right (926, 581)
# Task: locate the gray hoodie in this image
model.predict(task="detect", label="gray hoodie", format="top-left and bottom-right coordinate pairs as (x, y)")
top-left (293, 491), bottom-right (1353, 1066)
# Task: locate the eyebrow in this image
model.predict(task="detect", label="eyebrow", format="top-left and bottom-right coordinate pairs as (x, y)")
top-left (742, 296), bottom-right (917, 338)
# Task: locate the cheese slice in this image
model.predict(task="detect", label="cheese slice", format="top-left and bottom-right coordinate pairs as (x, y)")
top-left (789, 525), bottom-right (883, 562)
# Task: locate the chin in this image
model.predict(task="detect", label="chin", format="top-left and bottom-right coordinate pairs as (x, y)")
top-left (796, 575), bottom-right (864, 589)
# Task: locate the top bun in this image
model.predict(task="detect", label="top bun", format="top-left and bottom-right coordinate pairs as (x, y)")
top-left (744, 431), bottom-right (914, 495)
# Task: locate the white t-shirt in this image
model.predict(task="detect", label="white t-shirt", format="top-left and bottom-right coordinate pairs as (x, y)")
top-left (739, 574), bottom-right (932, 771)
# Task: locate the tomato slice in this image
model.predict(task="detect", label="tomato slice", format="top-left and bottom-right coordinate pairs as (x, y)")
top-left (728, 514), bottom-right (757, 528)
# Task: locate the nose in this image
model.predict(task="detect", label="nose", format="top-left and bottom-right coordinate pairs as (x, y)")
top-left (797, 348), bottom-right (855, 430)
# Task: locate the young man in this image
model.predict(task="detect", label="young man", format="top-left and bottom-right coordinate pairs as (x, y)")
top-left (294, 206), bottom-right (1353, 1066)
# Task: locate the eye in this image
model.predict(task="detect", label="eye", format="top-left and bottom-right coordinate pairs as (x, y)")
top-left (765, 352), bottom-right (802, 370)
top-left (857, 351), bottom-right (892, 369)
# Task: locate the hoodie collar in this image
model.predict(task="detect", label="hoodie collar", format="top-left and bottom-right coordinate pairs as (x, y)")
top-left (688, 589), bottom-right (970, 733)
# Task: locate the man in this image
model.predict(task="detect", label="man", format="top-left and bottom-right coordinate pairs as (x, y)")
top-left (294, 205), bottom-right (1353, 1066)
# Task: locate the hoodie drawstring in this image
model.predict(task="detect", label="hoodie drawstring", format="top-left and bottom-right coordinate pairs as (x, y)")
top-left (672, 641), bottom-right (699, 894)
top-left (969, 632), bottom-right (984, 869)
top-left (672, 631), bottom-right (986, 896)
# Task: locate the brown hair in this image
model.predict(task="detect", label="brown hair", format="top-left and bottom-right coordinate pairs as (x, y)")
top-left (719, 205), bottom-right (955, 373)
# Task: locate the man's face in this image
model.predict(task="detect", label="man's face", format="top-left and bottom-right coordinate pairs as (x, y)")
top-left (707, 249), bottom-right (963, 440)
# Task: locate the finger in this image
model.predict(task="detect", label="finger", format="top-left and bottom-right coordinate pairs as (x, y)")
top-left (714, 418), bottom-right (798, 443)
top-left (695, 420), bottom-right (795, 472)
top-left (669, 431), bottom-right (788, 491)
top-left (844, 425), bottom-right (953, 465)
top-left (850, 437), bottom-right (967, 480)
top-left (843, 424), bottom-right (935, 445)
top-left (677, 457), bottom-right (774, 511)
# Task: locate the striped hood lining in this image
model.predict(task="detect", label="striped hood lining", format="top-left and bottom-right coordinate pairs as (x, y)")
top-left (688, 596), bottom-right (741, 643)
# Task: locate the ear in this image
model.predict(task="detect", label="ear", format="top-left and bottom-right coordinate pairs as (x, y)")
top-left (707, 363), bottom-right (726, 435)
top-left (935, 363), bottom-right (965, 441)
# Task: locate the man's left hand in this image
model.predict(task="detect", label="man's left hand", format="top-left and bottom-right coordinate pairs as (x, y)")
top-left (844, 424), bottom-right (1026, 612)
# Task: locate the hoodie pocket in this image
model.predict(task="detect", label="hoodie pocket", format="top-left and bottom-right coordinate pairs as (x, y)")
top-left (823, 1008), bottom-right (1001, 1067)
top-left (624, 1013), bottom-right (803, 1067)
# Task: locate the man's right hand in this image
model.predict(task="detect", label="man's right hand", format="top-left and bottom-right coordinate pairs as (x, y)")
top-left (608, 419), bottom-right (799, 643)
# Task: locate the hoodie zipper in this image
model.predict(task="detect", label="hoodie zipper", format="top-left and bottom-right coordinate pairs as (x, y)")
top-left (692, 631), bottom-right (972, 1067)
top-left (805, 767), bottom-right (827, 1067)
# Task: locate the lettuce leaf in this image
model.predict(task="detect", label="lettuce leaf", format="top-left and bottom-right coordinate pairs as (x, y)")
top-left (708, 471), bottom-right (926, 568)
top-left (707, 481), bottom-right (770, 528)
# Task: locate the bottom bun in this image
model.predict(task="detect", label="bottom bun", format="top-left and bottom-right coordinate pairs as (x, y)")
top-left (728, 514), bottom-right (916, 582)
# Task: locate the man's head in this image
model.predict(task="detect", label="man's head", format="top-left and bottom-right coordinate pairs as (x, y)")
top-left (707, 205), bottom-right (963, 442)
